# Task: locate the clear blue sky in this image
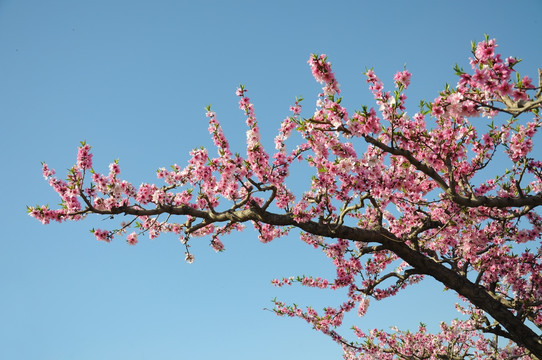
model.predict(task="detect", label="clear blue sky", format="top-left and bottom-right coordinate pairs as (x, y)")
top-left (1, 1), bottom-right (541, 359)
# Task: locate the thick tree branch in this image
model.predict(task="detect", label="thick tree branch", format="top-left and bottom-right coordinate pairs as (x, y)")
top-left (71, 201), bottom-right (542, 357)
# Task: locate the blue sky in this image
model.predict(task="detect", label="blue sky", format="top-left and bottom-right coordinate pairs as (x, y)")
top-left (1, 1), bottom-right (541, 359)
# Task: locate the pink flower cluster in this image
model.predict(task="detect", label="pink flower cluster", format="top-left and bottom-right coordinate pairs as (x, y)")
top-left (393, 70), bottom-right (411, 88)
top-left (76, 143), bottom-right (93, 170)
top-left (308, 54), bottom-right (340, 96)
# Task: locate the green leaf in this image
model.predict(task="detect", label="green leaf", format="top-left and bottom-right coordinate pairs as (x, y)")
top-left (453, 63), bottom-right (464, 76)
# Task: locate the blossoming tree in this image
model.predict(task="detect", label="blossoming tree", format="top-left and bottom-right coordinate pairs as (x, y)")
top-left (29, 37), bottom-right (542, 359)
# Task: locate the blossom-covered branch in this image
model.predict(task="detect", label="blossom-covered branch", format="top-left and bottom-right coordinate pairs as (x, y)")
top-left (30, 37), bottom-right (541, 359)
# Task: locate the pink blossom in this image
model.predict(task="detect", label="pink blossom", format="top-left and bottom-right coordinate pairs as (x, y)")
top-left (126, 232), bottom-right (138, 245)
top-left (93, 229), bottom-right (110, 242)
top-left (393, 70), bottom-right (411, 88)
top-left (41, 163), bottom-right (55, 179)
top-left (185, 252), bottom-right (194, 264)
top-left (109, 162), bottom-right (120, 176)
top-left (475, 38), bottom-right (496, 63)
top-left (210, 238), bottom-right (224, 252)
top-left (308, 54), bottom-right (340, 96)
top-left (76, 143), bottom-right (93, 170)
